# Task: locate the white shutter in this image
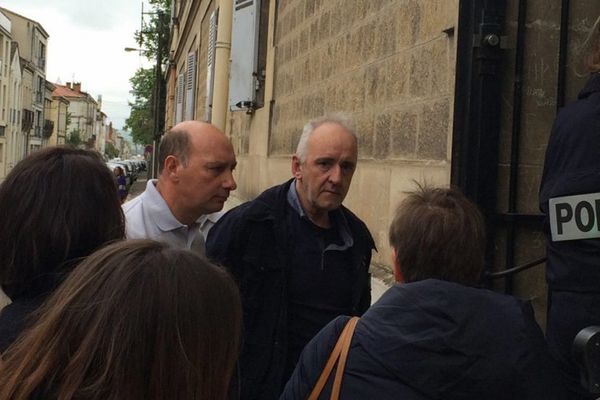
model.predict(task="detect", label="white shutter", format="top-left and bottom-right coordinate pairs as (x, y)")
top-left (205, 9), bottom-right (218, 121)
top-left (175, 73), bottom-right (184, 123)
top-left (184, 51), bottom-right (197, 120)
top-left (229, 0), bottom-right (261, 111)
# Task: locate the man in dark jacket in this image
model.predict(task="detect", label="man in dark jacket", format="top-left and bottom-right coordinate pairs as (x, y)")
top-left (282, 186), bottom-right (567, 400)
top-left (207, 113), bottom-right (375, 400)
top-left (539, 27), bottom-right (600, 399)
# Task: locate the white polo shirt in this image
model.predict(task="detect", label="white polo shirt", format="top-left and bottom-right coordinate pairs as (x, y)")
top-left (123, 179), bottom-right (206, 254)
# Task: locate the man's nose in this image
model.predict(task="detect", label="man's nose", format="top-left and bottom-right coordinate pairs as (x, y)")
top-left (328, 165), bottom-right (342, 184)
top-left (224, 170), bottom-right (237, 190)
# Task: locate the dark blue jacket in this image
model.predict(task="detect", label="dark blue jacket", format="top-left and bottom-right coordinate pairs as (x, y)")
top-left (206, 179), bottom-right (375, 400)
top-left (539, 73), bottom-right (600, 292)
top-left (281, 279), bottom-right (568, 400)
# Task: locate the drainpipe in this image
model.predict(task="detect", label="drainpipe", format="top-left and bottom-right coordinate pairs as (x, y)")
top-left (211, 0), bottom-right (233, 131)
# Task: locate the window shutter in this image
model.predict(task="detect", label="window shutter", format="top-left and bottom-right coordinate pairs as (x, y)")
top-left (175, 73), bottom-right (184, 123)
top-left (184, 51), bottom-right (197, 120)
top-left (205, 9), bottom-right (218, 121)
top-left (229, 0), bottom-right (261, 111)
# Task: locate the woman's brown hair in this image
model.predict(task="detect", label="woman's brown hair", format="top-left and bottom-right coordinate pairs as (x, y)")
top-left (0, 146), bottom-right (125, 299)
top-left (0, 239), bottom-right (242, 400)
top-left (389, 185), bottom-right (486, 286)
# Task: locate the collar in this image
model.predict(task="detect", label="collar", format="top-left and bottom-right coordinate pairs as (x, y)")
top-left (144, 180), bottom-right (201, 232)
top-left (286, 179), bottom-right (354, 250)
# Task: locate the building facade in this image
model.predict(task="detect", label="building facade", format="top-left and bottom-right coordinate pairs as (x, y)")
top-left (7, 42), bottom-right (23, 173)
top-left (0, 7), bottom-right (49, 155)
top-left (47, 87), bottom-right (69, 146)
top-left (53, 82), bottom-right (99, 148)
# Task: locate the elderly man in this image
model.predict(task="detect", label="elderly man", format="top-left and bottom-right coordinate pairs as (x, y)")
top-left (124, 120), bottom-right (237, 254)
top-left (206, 113), bottom-right (375, 400)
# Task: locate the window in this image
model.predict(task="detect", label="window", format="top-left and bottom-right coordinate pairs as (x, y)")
top-left (175, 72), bottom-right (184, 123)
top-left (184, 51), bottom-right (197, 120)
top-left (205, 9), bottom-right (218, 121)
top-left (229, 0), bottom-right (270, 112)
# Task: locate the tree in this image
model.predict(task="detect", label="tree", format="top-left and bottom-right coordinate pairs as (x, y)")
top-left (105, 142), bottom-right (120, 159)
top-left (124, 68), bottom-right (155, 145)
top-left (66, 130), bottom-right (82, 147)
top-left (125, 0), bottom-right (171, 146)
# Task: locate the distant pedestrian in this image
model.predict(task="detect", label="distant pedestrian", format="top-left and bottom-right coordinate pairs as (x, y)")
top-left (207, 113), bottom-right (375, 400)
top-left (123, 120), bottom-right (237, 254)
top-left (0, 239), bottom-right (242, 400)
top-left (539, 15), bottom-right (600, 399)
top-left (114, 166), bottom-right (128, 203)
top-left (282, 186), bottom-right (568, 400)
top-left (0, 147), bottom-right (125, 352)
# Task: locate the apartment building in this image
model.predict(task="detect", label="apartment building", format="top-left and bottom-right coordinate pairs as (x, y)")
top-left (53, 82), bottom-right (98, 148)
top-left (0, 7), bottom-right (48, 155)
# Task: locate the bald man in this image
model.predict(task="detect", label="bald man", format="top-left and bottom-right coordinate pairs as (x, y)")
top-left (123, 121), bottom-right (237, 254)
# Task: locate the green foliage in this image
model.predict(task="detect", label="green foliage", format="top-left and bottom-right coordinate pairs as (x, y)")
top-left (135, 0), bottom-right (171, 65)
top-left (124, 67), bottom-right (155, 145)
top-left (105, 141), bottom-right (120, 159)
top-left (66, 130), bottom-right (82, 147)
top-left (126, 0), bottom-right (170, 145)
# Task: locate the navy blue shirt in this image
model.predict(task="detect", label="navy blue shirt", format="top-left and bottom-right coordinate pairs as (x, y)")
top-left (284, 183), bottom-right (355, 379)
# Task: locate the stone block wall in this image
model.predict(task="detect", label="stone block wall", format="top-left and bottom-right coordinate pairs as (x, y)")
top-left (270, 0), bottom-right (457, 167)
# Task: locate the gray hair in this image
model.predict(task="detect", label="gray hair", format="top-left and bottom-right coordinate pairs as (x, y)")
top-left (295, 113), bottom-right (357, 163)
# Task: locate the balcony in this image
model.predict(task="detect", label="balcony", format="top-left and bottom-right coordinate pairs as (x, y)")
top-left (43, 119), bottom-right (54, 138)
top-left (22, 109), bottom-right (34, 132)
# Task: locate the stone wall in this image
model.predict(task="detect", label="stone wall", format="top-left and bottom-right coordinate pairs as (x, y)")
top-left (270, 0), bottom-right (456, 163)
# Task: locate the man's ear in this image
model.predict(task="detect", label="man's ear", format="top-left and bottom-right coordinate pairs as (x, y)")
top-left (291, 154), bottom-right (303, 180)
top-left (163, 155), bottom-right (180, 181)
top-left (391, 248), bottom-right (405, 283)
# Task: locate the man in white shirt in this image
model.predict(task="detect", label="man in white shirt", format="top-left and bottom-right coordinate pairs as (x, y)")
top-left (123, 120), bottom-right (237, 254)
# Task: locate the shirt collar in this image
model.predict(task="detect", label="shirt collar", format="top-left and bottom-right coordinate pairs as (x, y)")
top-left (286, 179), bottom-right (354, 250)
top-left (144, 180), bottom-right (201, 232)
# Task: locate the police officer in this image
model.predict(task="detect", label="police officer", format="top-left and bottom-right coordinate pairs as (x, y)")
top-left (539, 16), bottom-right (600, 399)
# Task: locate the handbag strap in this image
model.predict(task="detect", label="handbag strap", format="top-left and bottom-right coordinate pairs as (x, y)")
top-left (307, 317), bottom-right (360, 400)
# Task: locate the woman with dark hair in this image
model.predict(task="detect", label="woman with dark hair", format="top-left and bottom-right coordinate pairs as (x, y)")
top-left (0, 239), bottom-right (242, 400)
top-left (539, 15), bottom-right (600, 399)
top-left (0, 146), bottom-right (125, 352)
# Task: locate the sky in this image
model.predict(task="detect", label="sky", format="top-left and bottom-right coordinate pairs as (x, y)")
top-left (1, 0), bottom-right (152, 131)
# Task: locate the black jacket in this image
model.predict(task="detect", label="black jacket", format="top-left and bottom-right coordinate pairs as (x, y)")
top-left (206, 179), bottom-right (375, 400)
top-left (281, 279), bottom-right (568, 400)
top-left (539, 73), bottom-right (600, 292)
